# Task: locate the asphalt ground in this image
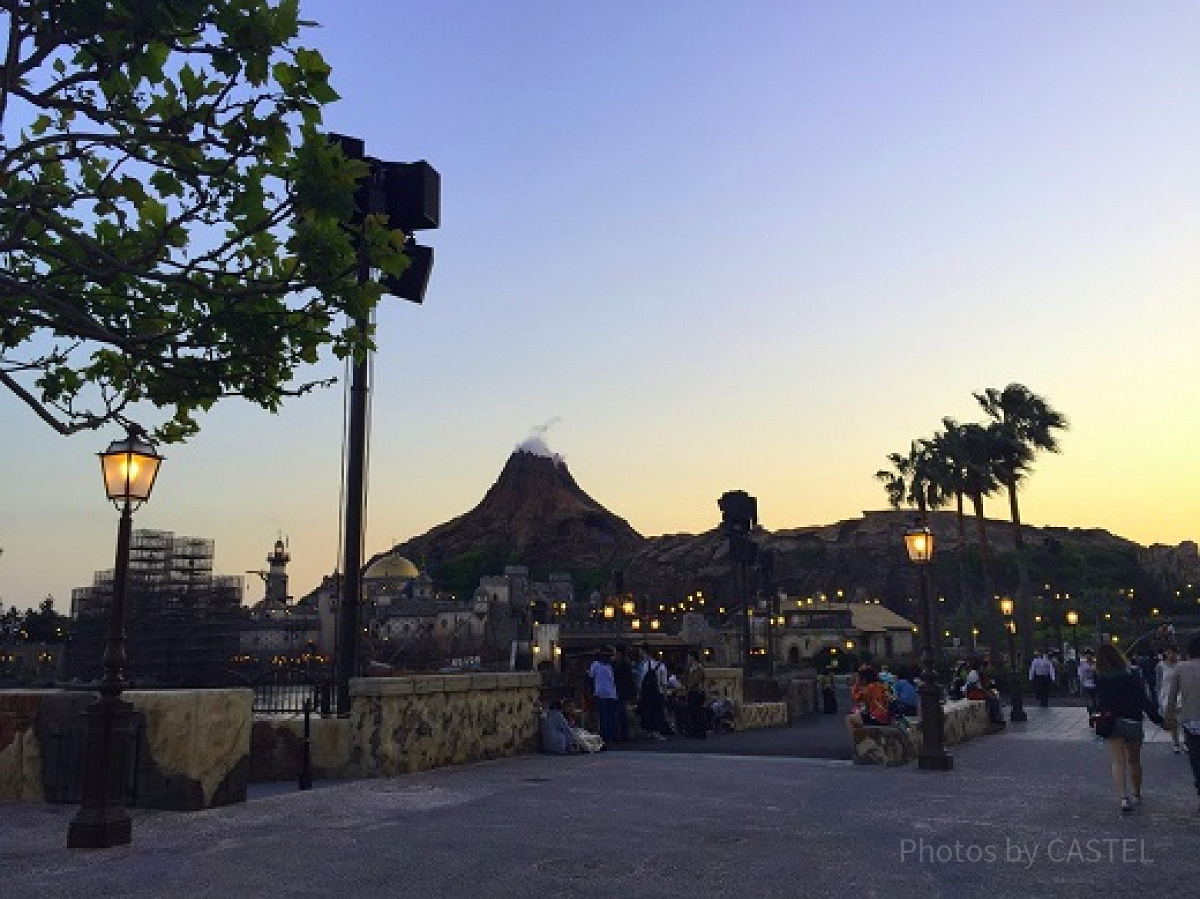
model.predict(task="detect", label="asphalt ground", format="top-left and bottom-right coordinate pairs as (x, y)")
top-left (3, 704), bottom-right (1197, 899)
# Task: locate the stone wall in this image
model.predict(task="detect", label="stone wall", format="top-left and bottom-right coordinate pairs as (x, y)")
top-left (734, 702), bottom-right (788, 730)
top-left (250, 715), bottom-right (351, 782)
top-left (0, 688), bottom-right (251, 809)
top-left (851, 699), bottom-right (995, 766)
top-left (346, 673), bottom-right (541, 777)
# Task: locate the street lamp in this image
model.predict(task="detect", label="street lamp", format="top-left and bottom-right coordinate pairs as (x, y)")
top-left (999, 598), bottom-right (1028, 722)
top-left (1066, 610), bottom-right (1080, 665)
top-left (904, 526), bottom-right (952, 771)
top-left (69, 430), bottom-right (164, 849)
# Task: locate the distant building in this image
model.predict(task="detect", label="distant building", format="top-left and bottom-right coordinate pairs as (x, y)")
top-left (240, 537), bottom-right (322, 665)
top-left (66, 529), bottom-right (243, 686)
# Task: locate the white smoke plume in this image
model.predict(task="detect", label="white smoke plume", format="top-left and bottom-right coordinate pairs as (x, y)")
top-left (517, 417), bottom-right (563, 461)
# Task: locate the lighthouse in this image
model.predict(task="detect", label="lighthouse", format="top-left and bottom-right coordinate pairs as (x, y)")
top-left (265, 537), bottom-right (290, 604)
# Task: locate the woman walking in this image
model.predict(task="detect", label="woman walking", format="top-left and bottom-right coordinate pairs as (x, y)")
top-left (1094, 644), bottom-right (1165, 814)
top-left (1157, 646), bottom-right (1184, 754)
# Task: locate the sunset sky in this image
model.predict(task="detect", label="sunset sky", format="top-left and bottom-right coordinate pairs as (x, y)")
top-left (3, 2), bottom-right (1198, 611)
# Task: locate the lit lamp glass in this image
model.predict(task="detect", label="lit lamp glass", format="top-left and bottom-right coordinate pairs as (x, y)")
top-left (1065, 611), bottom-right (1079, 626)
top-left (99, 433), bottom-right (164, 507)
top-left (621, 600), bottom-right (636, 616)
top-left (903, 526), bottom-right (934, 564)
top-left (603, 606), bottom-right (615, 619)
top-left (999, 598), bottom-right (1015, 618)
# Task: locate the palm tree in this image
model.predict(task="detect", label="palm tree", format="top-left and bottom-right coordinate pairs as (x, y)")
top-left (974, 384), bottom-right (1068, 548)
top-left (875, 441), bottom-right (948, 524)
top-left (937, 419), bottom-right (1003, 566)
top-left (930, 418), bottom-right (1010, 653)
top-left (975, 384), bottom-right (1069, 656)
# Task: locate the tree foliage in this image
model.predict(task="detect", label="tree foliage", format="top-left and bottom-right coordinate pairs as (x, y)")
top-left (0, 0), bottom-right (408, 442)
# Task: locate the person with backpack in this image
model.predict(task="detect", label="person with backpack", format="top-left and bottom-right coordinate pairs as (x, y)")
top-left (636, 646), bottom-right (669, 739)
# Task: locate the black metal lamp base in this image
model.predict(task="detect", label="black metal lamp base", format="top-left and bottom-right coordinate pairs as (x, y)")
top-left (919, 753), bottom-right (955, 771)
top-left (67, 812), bottom-right (132, 849)
top-left (1010, 708), bottom-right (1028, 722)
top-left (67, 696), bottom-right (134, 849)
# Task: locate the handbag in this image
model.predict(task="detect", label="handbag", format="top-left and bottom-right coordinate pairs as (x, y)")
top-left (1094, 710), bottom-right (1116, 739)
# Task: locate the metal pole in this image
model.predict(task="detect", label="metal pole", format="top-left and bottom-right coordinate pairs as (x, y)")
top-left (335, 252), bottom-right (372, 717)
top-left (299, 699), bottom-right (313, 790)
top-left (917, 564), bottom-right (952, 770)
top-left (1008, 626), bottom-right (1028, 722)
top-left (69, 501), bottom-right (136, 848)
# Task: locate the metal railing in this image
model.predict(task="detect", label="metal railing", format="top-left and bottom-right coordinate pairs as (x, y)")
top-left (251, 671), bottom-right (332, 717)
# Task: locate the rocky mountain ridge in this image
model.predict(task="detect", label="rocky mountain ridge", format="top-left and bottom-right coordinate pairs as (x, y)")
top-left (388, 450), bottom-right (1198, 607)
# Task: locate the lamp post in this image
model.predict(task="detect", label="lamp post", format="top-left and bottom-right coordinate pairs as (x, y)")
top-left (904, 526), bottom-right (952, 771)
top-left (1066, 609), bottom-right (1080, 664)
top-left (999, 598), bottom-right (1028, 722)
top-left (68, 430), bottom-right (164, 848)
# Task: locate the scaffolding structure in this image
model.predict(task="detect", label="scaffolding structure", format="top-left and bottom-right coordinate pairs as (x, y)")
top-left (66, 530), bottom-right (244, 686)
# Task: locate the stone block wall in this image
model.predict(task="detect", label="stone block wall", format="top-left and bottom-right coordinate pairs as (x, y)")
top-left (852, 699), bottom-right (995, 766)
top-left (0, 688), bottom-right (251, 810)
top-left (346, 673), bottom-right (541, 777)
top-left (851, 724), bottom-right (915, 766)
top-left (250, 716), bottom-right (351, 782)
top-left (734, 702), bottom-right (788, 730)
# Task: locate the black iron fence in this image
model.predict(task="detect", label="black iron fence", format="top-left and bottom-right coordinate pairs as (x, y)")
top-left (250, 670), bottom-right (332, 717)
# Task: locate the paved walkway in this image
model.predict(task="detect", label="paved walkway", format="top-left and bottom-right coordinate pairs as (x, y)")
top-left (3, 703), bottom-right (1197, 899)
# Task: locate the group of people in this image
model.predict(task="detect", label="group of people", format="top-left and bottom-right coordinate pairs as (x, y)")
top-left (1089, 636), bottom-right (1199, 814)
top-left (541, 645), bottom-right (716, 754)
top-left (844, 664), bottom-right (921, 731)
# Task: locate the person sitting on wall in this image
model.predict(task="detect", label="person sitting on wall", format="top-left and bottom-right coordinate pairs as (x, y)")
top-left (846, 665), bottom-right (893, 734)
top-left (540, 699), bottom-right (578, 755)
top-left (965, 659), bottom-right (1007, 727)
top-left (890, 666), bottom-right (920, 718)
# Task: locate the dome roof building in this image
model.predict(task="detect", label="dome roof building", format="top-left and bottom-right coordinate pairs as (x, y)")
top-left (364, 553), bottom-right (419, 581)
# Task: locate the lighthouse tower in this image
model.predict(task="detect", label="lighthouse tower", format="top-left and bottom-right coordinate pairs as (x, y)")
top-left (265, 537), bottom-right (290, 604)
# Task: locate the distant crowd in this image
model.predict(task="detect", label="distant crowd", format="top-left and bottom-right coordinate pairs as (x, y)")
top-left (539, 645), bottom-right (733, 754)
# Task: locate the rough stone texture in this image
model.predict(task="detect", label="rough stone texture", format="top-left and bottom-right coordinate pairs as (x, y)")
top-left (942, 698), bottom-right (992, 746)
top-left (852, 723), bottom-right (916, 766)
top-left (854, 699), bottom-right (995, 765)
top-left (250, 716), bottom-right (351, 782)
top-left (126, 689), bottom-right (252, 810)
top-left (0, 692), bottom-right (43, 801)
top-left (0, 688), bottom-right (251, 810)
top-left (347, 673), bottom-right (541, 777)
top-left (734, 702), bottom-right (788, 730)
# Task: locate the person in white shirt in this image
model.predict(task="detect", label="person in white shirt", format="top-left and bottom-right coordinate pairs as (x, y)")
top-left (588, 649), bottom-right (620, 744)
top-left (1158, 645), bottom-right (1184, 754)
top-left (1029, 652), bottom-right (1056, 708)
